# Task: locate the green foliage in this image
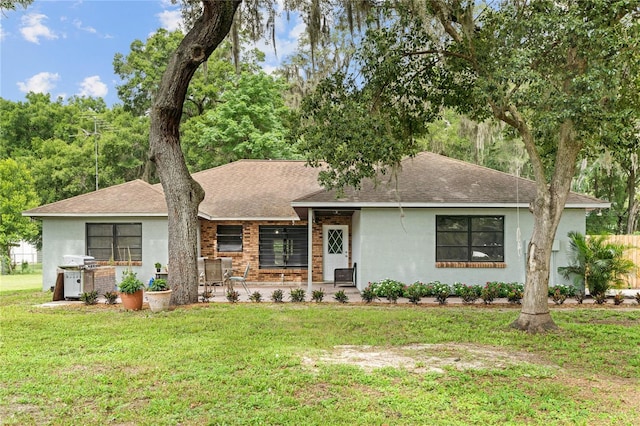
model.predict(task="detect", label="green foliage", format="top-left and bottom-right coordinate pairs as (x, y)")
top-left (200, 290), bottom-right (213, 303)
top-left (551, 289), bottom-right (567, 305)
top-left (454, 283), bottom-right (482, 304)
top-left (80, 291), bottom-right (98, 305)
top-left (369, 279), bottom-right (405, 299)
top-left (432, 282), bottom-right (451, 305)
top-left (182, 71), bottom-right (299, 172)
top-left (148, 278), bottom-right (169, 292)
top-left (405, 285), bottom-right (421, 304)
top-left (548, 284), bottom-right (577, 298)
top-left (333, 290), bottom-right (349, 303)
top-left (574, 291), bottom-right (585, 305)
top-left (0, 158), bottom-right (39, 273)
top-left (359, 285), bottom-right (378, 303)
top-left (311, 288), bottom-right (325, 303)
top-left (593, 292), bottom-right (608, 305)
top-left (270, 289), bottom-right (284, 303)
top-left (558, 232), bottom-right (636, 295)
top-left (289, 288), bottom-right (306, 303)
top-left (103, 291), bottom-right (118, 305)
top-left (226, 289), bottom-right (240, 303)
top-left (613, 292), bottom-right (625, 306)
top-left (118, 271), bottom-right (144, 294)
top-left (249, 291), bottom-right (263, 303)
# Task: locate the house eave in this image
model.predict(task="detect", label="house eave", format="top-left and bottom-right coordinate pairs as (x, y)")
top-left (291, 201), bottom-right (610, 209)
top-left (23, 212), bottom-right (168, 218)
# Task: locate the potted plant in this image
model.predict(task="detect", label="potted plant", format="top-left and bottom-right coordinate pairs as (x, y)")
top-left (146, 278), bottom-right (172, 312)
top-left (118, 270), bottom-right (144, 310)
top-left (154, 262), bottom-right (162, 273)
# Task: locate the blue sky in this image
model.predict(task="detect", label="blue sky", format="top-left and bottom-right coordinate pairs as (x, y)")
top-left (0, 0), bottom-right (303, 107)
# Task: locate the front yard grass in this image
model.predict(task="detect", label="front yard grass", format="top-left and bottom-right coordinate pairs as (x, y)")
top-left (1, 289), bottom-right (639, 425)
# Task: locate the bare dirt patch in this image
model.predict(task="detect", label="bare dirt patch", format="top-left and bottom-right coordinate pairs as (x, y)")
top-left (302, 343), bottom-right (555, 373)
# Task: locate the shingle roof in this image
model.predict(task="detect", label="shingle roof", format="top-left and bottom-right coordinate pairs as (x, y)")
top-left (23, 180), bottom-right (167, 217)
top-left (292, 152), bottom-right (607, 207)
top-left (192, 160), bottom-right (324, 219)
top-left (24, 152), bottom-right (607, 219)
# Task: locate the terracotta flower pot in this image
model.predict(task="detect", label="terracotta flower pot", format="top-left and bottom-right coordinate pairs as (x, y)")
top-left (146, 289), bottom-right (173, 312)
top-left (120, 289), bottom-right (143, 311)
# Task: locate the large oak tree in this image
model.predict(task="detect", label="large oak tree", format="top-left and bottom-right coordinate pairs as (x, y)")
top-left (300, 0), bottom-right (640, 332)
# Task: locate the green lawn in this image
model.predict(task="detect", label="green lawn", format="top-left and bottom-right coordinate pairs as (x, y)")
top-left (0, 268), bottom-right (42, 292)
top-left (1, 289), bottom-right (639, 425)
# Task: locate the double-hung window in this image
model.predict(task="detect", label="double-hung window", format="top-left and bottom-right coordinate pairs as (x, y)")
top-left (259, 226), bottom-right (308, 269)
top-left (436, 216), bottom-right (504, 262)
top-left (86, 223), bottom-right (142, 261)
top-left (216, 225), bottom-right (243, 252)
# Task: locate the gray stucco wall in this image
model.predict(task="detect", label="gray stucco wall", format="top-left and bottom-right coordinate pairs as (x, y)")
top-left (40, 217), bottom-right (168, 291)
top-left (353, 207), bottom-right (586, 290)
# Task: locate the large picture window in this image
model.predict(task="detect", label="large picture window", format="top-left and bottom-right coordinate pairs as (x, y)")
top-left (436, 216), bottom-right (504, 262)
top-left (259, 226), bottom-right (308, 269)
top-left (217, 225), bottom-right (243, 252)
top-left (87, 223), bottom-right (142, 261)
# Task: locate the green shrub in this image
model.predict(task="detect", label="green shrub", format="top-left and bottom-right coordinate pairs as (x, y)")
top-left (103, 291), bottom-right (118, 305)
top-left (271, 289), bottom-right (284, 303)
top-left (201, 290), bottom-right (213, 303)
top-left (334, 290), bottom-right (349, 303)
top-left (481, 282), bottom-right (500, 304)
top-left (613, 292), bottom-right (624, 305)
top-left (405, 285), bottom-right (421, 304)
top-left (558, 231), bottom-right (636, 296)
top-left (311, 289), bottom-right (325, 303)
top-left (593, 292), bottom-right (607, 304)
top-left (548, 284), bottom-right (577, 298)
top-left (289, 288), bottom-right (306, 303)
top-left (226, 289), bottom-right (240, 303)
top-left (455, 284), bottom-right (482, 304)
top-left (551, 288), bottom-right (567, 305)
top-left (249, 291), bottom-right (262, 303)
top-left (360, 285), bottom-right (378, 303)
top-left (80, 290), bottom-right (98, 305)
top-left (507, 287), bottom-right (523, 304)
top-left (432, 282), bottom-right (451, 305)
top-left (574, 290), bottom-right (585, 304)
top-left (370, 279), bottom-right (405, 298)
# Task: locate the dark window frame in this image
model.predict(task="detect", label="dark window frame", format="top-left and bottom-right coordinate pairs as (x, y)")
top-left (258, 225), bottom-right (308, 269)
top-left (216, 225), bottom-right (243, 252)
top-left (435, 216), bottom-right (504, 262)
top-left (86, 223), bottom-right (142, 261)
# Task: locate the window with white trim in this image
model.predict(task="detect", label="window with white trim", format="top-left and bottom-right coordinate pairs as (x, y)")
top-left (86, 223), bottom-right (142, 261)
top-left (436, 216), bottom-right (504, 262)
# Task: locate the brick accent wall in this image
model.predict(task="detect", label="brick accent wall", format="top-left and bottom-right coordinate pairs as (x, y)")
top-left (83, 266), bottom-right (116, 295)
top-left (200, 214), bottom-right (353, 283)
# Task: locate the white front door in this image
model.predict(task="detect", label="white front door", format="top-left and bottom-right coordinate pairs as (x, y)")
top-left (323, 225), bottom-right (349, 281)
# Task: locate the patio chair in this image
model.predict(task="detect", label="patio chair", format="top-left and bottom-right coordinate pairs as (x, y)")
top-left (334, 263), bottom-right (356, 287)
top-left (228, 262), bottom-right (251, 295)
top-left (203, 258), bottom-right (224, 294)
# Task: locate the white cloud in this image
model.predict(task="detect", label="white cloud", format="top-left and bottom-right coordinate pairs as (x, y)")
top-left (73, 19), bottom-right (97, 34)
top-left (78, 76), bottom-right (108, 98)
top-left (20, 13), bottom-right (58, 44)
top-left (158, 9), bottom-right (183, 32)
top-left (17, 72), bottom-right (61, 94)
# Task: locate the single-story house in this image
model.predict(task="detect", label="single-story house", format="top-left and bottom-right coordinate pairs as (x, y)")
top-left (24, 152), bottom-right (608, 292)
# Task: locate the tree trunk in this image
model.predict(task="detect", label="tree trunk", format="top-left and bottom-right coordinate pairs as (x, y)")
top-left (511, 120), bottom-right (583, 332)
top-left (149, 0), bottom-right (241, 305)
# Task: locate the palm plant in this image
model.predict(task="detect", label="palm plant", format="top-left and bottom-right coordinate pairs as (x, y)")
top-left (558, 232), bottom-right (636, 296)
